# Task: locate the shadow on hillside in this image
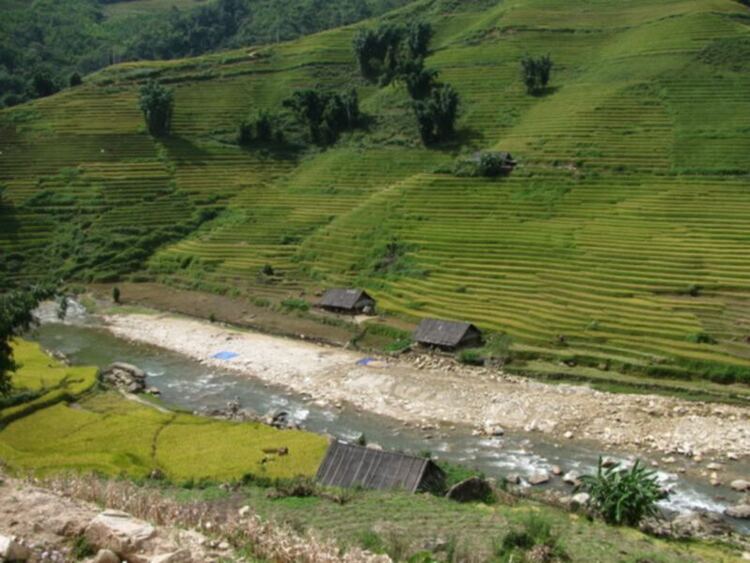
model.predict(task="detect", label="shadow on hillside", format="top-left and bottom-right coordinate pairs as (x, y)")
top-left (0, 200), bottom-right (20, 243)
top-left (160, 136), bottom-right (214, 163)
top-left (531, 85), bottom-right (561, 98)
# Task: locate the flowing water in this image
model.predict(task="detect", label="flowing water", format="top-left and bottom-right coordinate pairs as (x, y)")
top-left (28, 305), bottom-right (750, 530)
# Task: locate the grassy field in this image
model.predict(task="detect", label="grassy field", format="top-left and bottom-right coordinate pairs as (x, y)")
top-left (0, 342), bottom-right (328, 480)
top-left (2, 0), bottom-right (750, 383)
top-left (171, 483), bottom-right (741, 562)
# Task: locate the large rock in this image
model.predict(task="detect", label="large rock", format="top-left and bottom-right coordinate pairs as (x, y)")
top-left (446, 477), bottom-right (493, 503)
top-left (725, 504), bottom-right (750, 519)
top-left (0, 535), bottom-right (31, 561)
top-left (100, 363), bottom-right (147, 393)
top-left (568, 493), bottom-right (590, 511)
top-left (730, 479), bottom-right (750, 492)
top-left (150, 550), bottom-right (192, 563)
top-left (85, 510), bottom-right (156, 559)
top-left (671, 511), bottom-right (732, 539)
top-left (528, 472), bottom-right (550, 486)
top-left (562, 471), bottom-right (580, 486)
top-left (94, 549), bottom-right (121, 563)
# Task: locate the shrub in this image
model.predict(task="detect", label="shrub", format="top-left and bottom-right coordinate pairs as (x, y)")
top-left (495, 513), bottom-right (568, 562)
top-left (280, 298), bottom-right (309, 312)
top-left (458, 348), bottom-right (483, 365)
top-left (112, 286), bottom-right (121, 304)
top-left (69, 72), bottom-right (82, 87)
top-left (578, 458), bottom-right (667, 526)
top-left (237, 110), bottom-right (277, 145)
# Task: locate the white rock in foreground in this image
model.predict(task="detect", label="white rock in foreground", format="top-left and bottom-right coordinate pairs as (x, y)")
top-left (0, 535), bottom-right (31, 561)
top-left (85, 510), bottom-right (156, 556)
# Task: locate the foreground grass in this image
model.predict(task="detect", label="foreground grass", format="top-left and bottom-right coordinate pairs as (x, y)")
top-left (0, 341), bottom-right (328, 480)
top-left (148, 480), bottom-right (740, 562)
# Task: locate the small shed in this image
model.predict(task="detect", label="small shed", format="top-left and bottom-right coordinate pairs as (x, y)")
top-left (316, 441), bottom-right (445, 493)
top-left (319, 288), bottom-right (375, 314)
top-left (413, 318), bottom-right (482, 350)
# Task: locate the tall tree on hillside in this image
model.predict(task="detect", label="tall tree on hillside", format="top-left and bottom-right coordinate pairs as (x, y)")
top-left (406, 21), bottom-right (433, 58)
top-left (521, 54), bottom-right (553, 95)
top-left (0, 286), bottom-right (54, 396)
top-left (138, 81), bottom-right (174, 137)
top-left (412, 83), bottom-right (460, 144)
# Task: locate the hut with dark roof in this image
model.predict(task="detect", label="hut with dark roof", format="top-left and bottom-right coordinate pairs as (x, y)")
top-left (412, 318), bottom-right (482, 350)
top-left (318, 288), bottom-right (375, 314)
top-left (316, 441), bottom-right (445, 493)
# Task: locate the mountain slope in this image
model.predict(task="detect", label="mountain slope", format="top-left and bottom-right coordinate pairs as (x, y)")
top-left (2, 0), bottom-right (750, 381)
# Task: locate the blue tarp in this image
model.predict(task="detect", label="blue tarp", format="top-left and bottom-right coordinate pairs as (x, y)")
top-left (356, 357), bottom-right (376, 366)
top-left (212, 351), bottom-right (239, 360)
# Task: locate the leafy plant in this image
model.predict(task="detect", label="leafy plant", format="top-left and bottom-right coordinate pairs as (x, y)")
top-left (577, 458), bottom-right (667, 526)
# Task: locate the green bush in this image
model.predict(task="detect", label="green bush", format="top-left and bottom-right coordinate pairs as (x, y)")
top-left (458, 349), bottom-right (483, 365)
top-left (578, 458), bottom-right (667, 526)
top-left (281, 298), bottom-right (309, 312)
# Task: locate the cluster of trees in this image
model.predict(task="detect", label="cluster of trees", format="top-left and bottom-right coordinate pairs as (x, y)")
top-left (353, 21), bottom-right (460, 145)
top-left (238, 110), bottom-right (279, 145)
top-left (138, 81), bottom-right (174, 137)
top-left (283, 88), bottom-right (360, 145)
top-left (521, 54), bottom-right (553, 95)
top-left (352, 21), bottom-right (432, 85)
top-left (0, 0), bottom-right (410, 108)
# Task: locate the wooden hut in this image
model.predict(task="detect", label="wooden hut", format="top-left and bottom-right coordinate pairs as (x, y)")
top-left (316, 441), bottom-right (445, 493)
top-left (318, 288), bottom-right (375, 314)
top-left (412, 318), bottom-right (482, 350)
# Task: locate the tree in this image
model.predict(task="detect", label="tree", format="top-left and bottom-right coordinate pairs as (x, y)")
top-left (32, 70), bottom-right (58, 98)
top-left (0, 285), bottom-right (54, 396)
top-left (283, 88), bottom-right (360, 146)
top-left (283, 89), bottom-right (328, 143)
top-left (404, 65), bottom-right (438, 100)
top-left (412, 83), bottom-right (460, 144)
top-left (237, 110), bottom-right (276, 145)
top-left (521, 54), bottom-right (553, 95)
top-left (69, 72), bottom-right (82, 87)
top-left (112, 286), bottom-right (121, 304)
top-left (138, 80), bottom-right (174, 137)
top-left (406, 21), bottom-right (432, 58)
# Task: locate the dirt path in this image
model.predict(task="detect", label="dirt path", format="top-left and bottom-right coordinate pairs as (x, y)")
top-left (103, 313), bottom-right (750, 461)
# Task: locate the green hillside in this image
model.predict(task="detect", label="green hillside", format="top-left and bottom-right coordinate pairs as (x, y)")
top-left (2, 0), bottom-right (750, 382)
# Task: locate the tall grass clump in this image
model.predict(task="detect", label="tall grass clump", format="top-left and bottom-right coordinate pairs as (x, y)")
top-left (494, 513), bottom-right (568, 562)
top-left (577, 458), bottom-right (667, 526)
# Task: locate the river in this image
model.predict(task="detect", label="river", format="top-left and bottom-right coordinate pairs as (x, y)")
top-left (29, 304), bottom-right (749, 530)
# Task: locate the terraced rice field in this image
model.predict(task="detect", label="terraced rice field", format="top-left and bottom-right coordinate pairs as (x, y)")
top-left (2, 0), bottom-right (750, 378)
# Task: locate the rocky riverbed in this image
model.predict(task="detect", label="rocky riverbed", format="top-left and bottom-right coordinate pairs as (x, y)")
top-left (103, 313), bottom-right (750, 465)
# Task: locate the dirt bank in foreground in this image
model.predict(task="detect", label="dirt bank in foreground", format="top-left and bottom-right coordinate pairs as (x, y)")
top-left (103, 313), bottom-right (750, 461)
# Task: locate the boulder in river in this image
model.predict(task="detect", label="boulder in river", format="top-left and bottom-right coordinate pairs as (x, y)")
top-left (100, 363), bottom-right (147, 393)
top-left (730, 479), bottom-right (750, 492)
top-left (562, 471), bottom-right (580, 486)
top-left (528, 472), bottom-right (550, 486)
top-left (725, 504), bottom-right (750, 519)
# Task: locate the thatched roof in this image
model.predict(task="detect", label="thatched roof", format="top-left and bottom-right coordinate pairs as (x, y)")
top-left (412, 318), bottom-right (481, 348)
top-left (316, 441), bottom-right (444, 493)
top-left (319, 288), bottom-right (373, 310)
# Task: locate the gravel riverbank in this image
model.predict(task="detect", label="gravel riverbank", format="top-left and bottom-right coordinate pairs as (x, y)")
top-left (103, 313), bottom-right (750, 465)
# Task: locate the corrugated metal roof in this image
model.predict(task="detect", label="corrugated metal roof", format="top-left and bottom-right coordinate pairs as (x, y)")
top-left (316, 441), bottom-right (434, 492)
top-left (412, 318), bottom-right (480, 347)
top-left (319, 288), bottom-right (373, 310)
